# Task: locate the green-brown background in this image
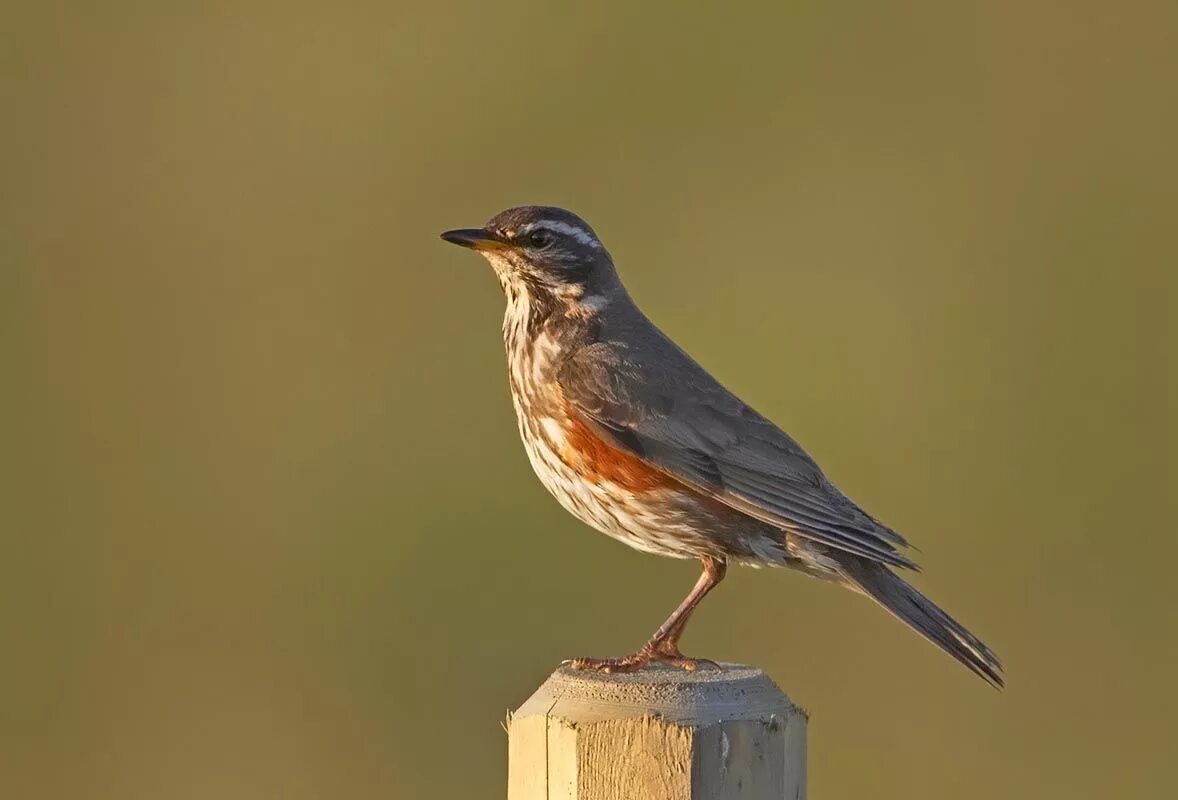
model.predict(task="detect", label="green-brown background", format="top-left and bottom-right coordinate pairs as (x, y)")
top-left (6, 2), bottom-right (1176, 798)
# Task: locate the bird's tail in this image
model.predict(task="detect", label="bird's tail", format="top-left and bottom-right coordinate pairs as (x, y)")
top-left (838, 558), bottom-right (1004, 688)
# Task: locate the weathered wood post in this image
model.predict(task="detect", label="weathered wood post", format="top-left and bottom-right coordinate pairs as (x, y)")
top-left (508, 664), bottom-right (807, 799)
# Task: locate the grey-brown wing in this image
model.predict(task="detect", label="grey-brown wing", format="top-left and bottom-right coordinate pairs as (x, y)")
top-left (558, 342), bottom-right (917, 570)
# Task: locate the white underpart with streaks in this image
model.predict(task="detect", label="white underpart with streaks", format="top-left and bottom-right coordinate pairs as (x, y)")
top-left (489, 259), bottom-right (720, 560)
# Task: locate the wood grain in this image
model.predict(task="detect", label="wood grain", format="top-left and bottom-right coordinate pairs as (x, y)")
top-left (508, 664), bottom-right (806, 799)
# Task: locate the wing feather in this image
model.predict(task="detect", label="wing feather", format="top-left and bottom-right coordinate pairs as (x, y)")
top-left (559, 342), bottom-right (918, 570)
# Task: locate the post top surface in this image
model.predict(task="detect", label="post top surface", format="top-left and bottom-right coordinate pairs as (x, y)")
top-left (514, 663), bottom-right (805, 725)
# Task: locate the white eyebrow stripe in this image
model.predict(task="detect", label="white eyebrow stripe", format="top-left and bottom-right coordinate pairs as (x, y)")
top-left (519, 220), bottom-right (602, 248)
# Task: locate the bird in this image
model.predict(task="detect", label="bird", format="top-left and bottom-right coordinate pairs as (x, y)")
top-left (441, 205), bottom-right (1003, 687)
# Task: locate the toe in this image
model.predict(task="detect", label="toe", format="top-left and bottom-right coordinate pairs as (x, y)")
top-left (656, 655), bottom-right (722, 672)
top-left (565, 653), bottom-right (652, 673)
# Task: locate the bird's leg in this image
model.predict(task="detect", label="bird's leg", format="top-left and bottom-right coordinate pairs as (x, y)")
top-left (568, 557), bottom-right (727, 674)
top-left (645, 556), bottom-right (725, 664)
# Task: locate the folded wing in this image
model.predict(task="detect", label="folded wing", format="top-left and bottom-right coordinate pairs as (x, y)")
top-left (558, 341), bottom-right (918, 570)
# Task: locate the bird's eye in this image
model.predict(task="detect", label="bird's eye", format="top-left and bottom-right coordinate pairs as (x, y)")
top-left (527, 230), bottom-right (553, 249)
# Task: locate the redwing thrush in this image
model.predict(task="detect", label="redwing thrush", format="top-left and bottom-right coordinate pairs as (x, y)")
top-left (441, 206), bottom-right (1003, 687)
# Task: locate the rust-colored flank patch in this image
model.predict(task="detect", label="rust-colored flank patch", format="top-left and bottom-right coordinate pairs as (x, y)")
top-left (558, 408), bottom-right (671, 493)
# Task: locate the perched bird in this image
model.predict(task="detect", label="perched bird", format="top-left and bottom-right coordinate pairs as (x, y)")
top-left (441, 206), bottom-right (1003, 687)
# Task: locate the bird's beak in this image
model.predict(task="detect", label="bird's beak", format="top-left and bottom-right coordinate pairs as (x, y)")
top-left (440, 228), bottom-right (510, 252)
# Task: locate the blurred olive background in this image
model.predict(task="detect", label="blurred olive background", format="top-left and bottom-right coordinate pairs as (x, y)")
top-left (6, 2), bottom-right (1176, 798)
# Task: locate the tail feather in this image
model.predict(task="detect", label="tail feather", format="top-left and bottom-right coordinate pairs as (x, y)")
top-left (840, 559), bottom-right (1005, 688)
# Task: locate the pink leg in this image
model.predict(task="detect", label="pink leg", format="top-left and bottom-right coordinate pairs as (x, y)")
top-left (568, 557), bottom-right (727, 674)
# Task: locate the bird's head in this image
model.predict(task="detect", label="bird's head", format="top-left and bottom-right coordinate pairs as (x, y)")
top-left (441, 206), bottom-right (618, 303)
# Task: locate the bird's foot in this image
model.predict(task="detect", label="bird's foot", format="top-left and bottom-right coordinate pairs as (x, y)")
top-left (564, 652), bottom-right (651, 674)
top-left (655, 654), bottom-right (721, 672)
top-left (564, 643), bottom-right (720, 674)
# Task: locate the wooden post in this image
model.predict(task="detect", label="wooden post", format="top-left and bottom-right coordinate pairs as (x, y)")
top-left (508, 664), bottom-right (807, 800)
